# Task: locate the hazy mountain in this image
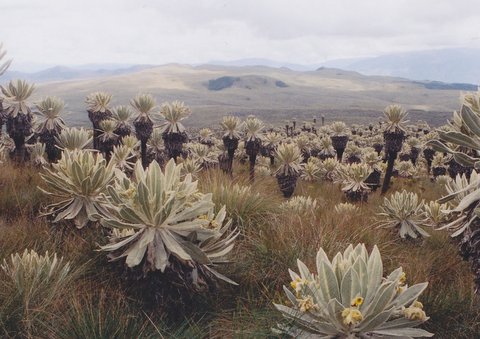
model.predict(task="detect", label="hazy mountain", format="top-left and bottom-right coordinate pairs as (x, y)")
top-left (3, 64), bottom-right (156, 82)
top-left (6, 47), bottom-right (479, 84)
top-left (208, 58), bottom-right (318, 71)
top-left (25, 63), bottom-right (466, 128)
top-left (322, 48), bottom-right (480, 84)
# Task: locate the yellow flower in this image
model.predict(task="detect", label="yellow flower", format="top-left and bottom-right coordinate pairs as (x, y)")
top-left (342, 307), bottom-right (363, 326)
top-left (403, 306), bottom-right (426, 321)
top-left (412, 300), bottom-right (423, 309)
top-left (290, 277), bottom-right (307, 296)
top-left (297, 296), bottom-right (317, 313)
top-left (351, 296), bottom-right (364, 307)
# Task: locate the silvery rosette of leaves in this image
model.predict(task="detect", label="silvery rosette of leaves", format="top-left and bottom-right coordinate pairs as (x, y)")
top-left (274, 244), bottom-right (432, 338)
top-left (39, 149), bottom-right (115, 228)
top-left (97, 159), bottom-right (239, 284)
top-left (335, 163), bottom-right (372, 193)
top-left (377, 190), bottom-right (430, 239)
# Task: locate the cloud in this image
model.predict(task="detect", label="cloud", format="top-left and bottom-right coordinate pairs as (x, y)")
top-left (1, 0), bottom-right (479, 70)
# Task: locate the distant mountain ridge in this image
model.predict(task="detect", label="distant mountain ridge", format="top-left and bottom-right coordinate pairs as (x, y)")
top-left (322, 48), bottom-right (480, 84)
top-left (3, 47), bottom-right (479, 85)
top-left (3, 64), bottom-right (156, 83)
top-left (18, 63), bottom-right (467, 129)
top-left (212, 48), bottom-right (480, 84)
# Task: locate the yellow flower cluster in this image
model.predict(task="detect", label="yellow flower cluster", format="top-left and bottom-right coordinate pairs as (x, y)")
top-left (342, 296), bottom-right (364, 326)
top-left (403, 300), bottom-right (427, 321)
top-left (297, 296), bottom-right (318, 313)
top-left (290, 277), bottom-right (308, 296)
top-left (198, 214), bottom-right (220, 229)
top-left (342, 307), bottom-right (363, 326)
top-left (351, 296), bottom-right (364, 307)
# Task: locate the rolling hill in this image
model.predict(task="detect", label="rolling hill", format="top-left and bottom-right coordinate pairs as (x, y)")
top-left (22, 64), bottom-right (472, 128)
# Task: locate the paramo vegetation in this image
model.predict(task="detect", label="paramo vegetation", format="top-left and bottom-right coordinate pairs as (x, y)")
top-left (0, 43), bottom-right (479, 338)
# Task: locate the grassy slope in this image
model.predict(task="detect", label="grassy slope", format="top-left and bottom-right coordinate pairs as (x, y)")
top-left (30, 65), bottom-right (460, 128)
top-left (0, 162), bottom-right (478, 338)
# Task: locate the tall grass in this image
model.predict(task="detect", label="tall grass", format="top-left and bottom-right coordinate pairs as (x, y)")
top-left (198, 167), bottom-right (280, 229)
top-left (0, 163), bottom-right (48, 219)
top-left (0, 163), bottom-right (478, 337)
top-left (0, 250), bottom-right (74, 337)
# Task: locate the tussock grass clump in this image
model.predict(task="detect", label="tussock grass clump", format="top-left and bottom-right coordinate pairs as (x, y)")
top-left (46, 290), bottom-right (153, 339)
top-left (199, 168), bottom-right (280, 229)
top-left (0, 162), bottom-right (47, 219)
top-left (0, 249), bottom-right (74, 337)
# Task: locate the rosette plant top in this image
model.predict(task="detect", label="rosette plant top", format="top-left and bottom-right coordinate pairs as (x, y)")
top-left (220, 115), bottom-right (243, 174)
top-left (274, 244), bottom-right (432, 338)
top-left (382, 104), bottom-right (408, 193)
top-left (131, 94), bottom-right (157, 168)
top-left (39, 149), bottom-right (115, 228)
top-left (85, 92), bottom-right (113, 150)
top-left (1, 80), bottom-right (35, 162)
top-left (243, 116), bottom-right (264, 181)
top-left (275, 143), bottom-right (303, 198)
top-left (377, 190), bottom-right (430, 239)
top-left (34, 96), bottom-right (67, 162)
top-left (98, 159), bottom-right (239, 287)
top-left (55, 127), bottom-right (92, 151)
top-left (330, 121), bottom-right (349, 161)
top-left (160, 100), bottom-right (191, 160)
top-left (111, 105), bottom-right (133, 139)
top-left (336, 163), bottom-right (372, 202)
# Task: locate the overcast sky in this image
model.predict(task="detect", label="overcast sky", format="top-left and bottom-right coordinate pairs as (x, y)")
top-left (2, 0), bottom-right (480, 71)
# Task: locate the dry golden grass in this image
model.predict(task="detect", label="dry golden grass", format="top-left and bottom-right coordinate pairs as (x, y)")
top-left (0, 162), bottom-right (478, 337)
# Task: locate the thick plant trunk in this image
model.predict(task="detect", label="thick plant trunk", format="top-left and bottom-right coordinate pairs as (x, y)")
top-left (345, 190), bottom-right (368, 203)
top-left (276, 174), bottom-right (298, 198)
top-left (134, 116), bottom-right (154, 168)
top-left (347, 155), bottom-right (361, 164)
top-left (410, 147), bottom-right (420, 165)
top-left (163, 132), bottom-right (187, 161)
top-left (219, 152), bottom-right (230, 173)
top-left (114, 124), bottom-right (131, 141)
top-left (38, 129), bottom-right (61, 162)
top-left (423, 148), bottom-right (435, 174)
top-left (373, 143), bottom-right (383, 156)
top-left (99, 138), bottom-right (117, 163)
top-left (448, 159), bottom-right (472, 179)
top-left (6, 112), bottom-right (33, 164)
top-left (331, 135), bottom-right (348, 162)
top-left (381, 130), bottom-right (404, 194)
top-left (88, 110), bottom-right (112, 151)
top-left (245, 138), bottom-right (261, 182)
top-left (365, 169), bottom-right (381, 191)
top-left (458, 219), bottom-right (480, 294)
top-left (432, 166), bottom-right (446, 178)
top-left (223, 136), bottom-right (238, 175)
top-left (381, 151), bottom-right (397, 194)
